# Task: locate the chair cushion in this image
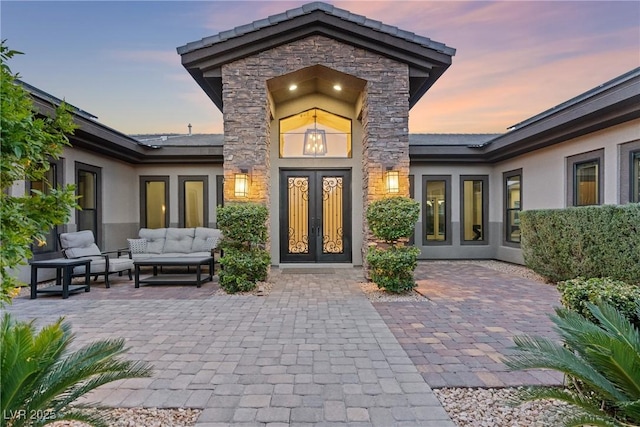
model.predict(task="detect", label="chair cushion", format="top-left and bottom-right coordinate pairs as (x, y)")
top-left (72, 256), bottom-right (106, 274)
top-left (139, 228), bottom-right (167, 254)
top-left (128, 238), bottom-right (148, 254)
top-left (60, 231), bottom-right (101, 258)
top-left (107, 258), bottom-right (134, 273)
top-left (163, 228), bottom-right (195, 253)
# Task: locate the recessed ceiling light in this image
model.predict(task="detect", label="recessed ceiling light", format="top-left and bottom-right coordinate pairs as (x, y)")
top-left (333, 84), bottom-right (342, 91)
top-left (289, 84), bottom-right (298, 91)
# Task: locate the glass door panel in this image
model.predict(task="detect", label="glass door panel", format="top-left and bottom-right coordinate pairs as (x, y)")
top-left (322, 177), bottom-right (344, 254)
top-left (280, 170), bottom-right (351, 263)
top-left (287, 177), bottom-right (310, 254)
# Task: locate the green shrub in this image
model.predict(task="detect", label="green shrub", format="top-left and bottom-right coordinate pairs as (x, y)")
top-left (505, 301), bottom-right (640, 426)
top-left (520, 204), bottom-right (640, 283)
top-left (367, 246), bottom-right (421, 293)
top-left (217, 203), bottom-right (268, 248)
top-left (219, 247), bottom-right (270, 293)
top-left (216, 203), bottom-right (271, 293)
top-left (558, 277), bottom-right (640, 328)
top-left (1, 313), bottom-right (153, 427)
top-left (366, 197), bottom-right (420, 242)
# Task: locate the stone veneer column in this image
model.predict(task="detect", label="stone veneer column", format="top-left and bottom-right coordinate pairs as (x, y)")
top-left (221, 35), bottom-right (410, 260)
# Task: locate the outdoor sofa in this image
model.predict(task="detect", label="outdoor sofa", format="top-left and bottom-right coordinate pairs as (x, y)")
top-left (124, 227), bottom-right (222, 260)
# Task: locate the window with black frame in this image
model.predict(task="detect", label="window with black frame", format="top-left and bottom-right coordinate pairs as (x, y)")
top-left (574, 160), bottom-right (599, 206)
top-left (632, 151), bottom-right (640, 203)
top-left (461, 176), bottom-right (488, 243)
top-left (29, 160), bottom-right (62, 254)
top-left (140, 176), bottom-right (169, 229)
top-left (422, 175), bottom-right (451, 245)
top-left (504, 170), bottom-right (522, 244)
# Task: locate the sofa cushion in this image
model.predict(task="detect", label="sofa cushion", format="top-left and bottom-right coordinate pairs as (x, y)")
top-left (60, 230), bottom-right (101, 258)
top-left (127, 238), bottom-right (148, 254)
top-left (163, 228), bottom-right (195, 253)
top-left (192, 227), bottom-right (222, 252)
top-left (139, 228), bottom-right (167, 254)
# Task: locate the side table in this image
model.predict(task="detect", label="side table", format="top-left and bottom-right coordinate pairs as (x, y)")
top-left (29, 258), bottom-right (91, 299)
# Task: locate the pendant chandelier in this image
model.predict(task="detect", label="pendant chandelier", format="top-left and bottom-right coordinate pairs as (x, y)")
top-left (303, 113), bottom-right (327, 156)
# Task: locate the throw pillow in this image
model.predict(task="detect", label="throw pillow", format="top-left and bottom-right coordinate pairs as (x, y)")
top-left (202, 236), bottom-right (219, 252)
top-left (127, 238), bottom-right (148, 254)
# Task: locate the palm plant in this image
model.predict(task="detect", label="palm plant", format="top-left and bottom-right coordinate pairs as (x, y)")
top-left (504, 301), bottom-right (640, 427)
top-left (1, 313), bottom-right (153, 427)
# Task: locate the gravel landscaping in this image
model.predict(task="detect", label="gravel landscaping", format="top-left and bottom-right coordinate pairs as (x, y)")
top-left (435, 387), bottom-right (573, 427)
top-left (49, 408), bottom-right (200, 427)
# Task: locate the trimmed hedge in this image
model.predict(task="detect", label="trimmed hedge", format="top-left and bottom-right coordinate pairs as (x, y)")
top-left (558, 277), bottom-right (640, 329)
top-left (366, 196), bottom-right (420, 293)
top-left (367, 246), bottom-right (421, 293)
top-left (520, 204), bottom-right (640, 283)
top-left (366, 196), bottom-right (420, 242)
top-left (217, 203), bottom-right (270, 293)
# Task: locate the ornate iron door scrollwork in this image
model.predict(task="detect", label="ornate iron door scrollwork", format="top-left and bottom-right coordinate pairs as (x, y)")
top-left (280, 170), bottom-right (351, 263)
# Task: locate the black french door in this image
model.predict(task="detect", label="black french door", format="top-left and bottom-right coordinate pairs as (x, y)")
top-left (280, 169), bottom-right (351, 263)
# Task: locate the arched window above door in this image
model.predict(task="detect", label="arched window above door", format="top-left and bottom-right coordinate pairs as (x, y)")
top-left (279, 108), bottom-right (351, 158)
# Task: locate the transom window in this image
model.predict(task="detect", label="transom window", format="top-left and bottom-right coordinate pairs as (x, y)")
top-left (279, 108), bottom-right (351, 158)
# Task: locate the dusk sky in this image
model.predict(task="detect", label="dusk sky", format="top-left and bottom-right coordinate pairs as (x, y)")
top-left (2, 1), bottom-right (639, 135)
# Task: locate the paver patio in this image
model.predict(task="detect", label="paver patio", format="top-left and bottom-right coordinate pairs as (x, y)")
top-left (9, 268), bottom-right (456, 427)
top-left (375, 262), bottom-right (564, 388)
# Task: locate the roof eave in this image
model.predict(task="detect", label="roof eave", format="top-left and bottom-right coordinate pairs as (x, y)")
top-left (179, 10), bottom-right (454, 111)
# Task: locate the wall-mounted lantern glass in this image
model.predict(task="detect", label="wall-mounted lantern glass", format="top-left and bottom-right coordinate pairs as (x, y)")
top-left (234, 169), bottom-right (249, 198)
top-left (385, 168), bottom-right (399, 194)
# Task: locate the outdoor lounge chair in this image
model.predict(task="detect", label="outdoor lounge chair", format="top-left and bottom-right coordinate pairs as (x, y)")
top-left (58, 230), bottom-right (134, 288)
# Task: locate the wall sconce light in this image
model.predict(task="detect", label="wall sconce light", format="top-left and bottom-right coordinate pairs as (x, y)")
top-left (234, 169), bottom-right (249, 198)
top-left (303, 129), bottom-right (327, 156)
top-left (385, 167), bottom-right (399, 194)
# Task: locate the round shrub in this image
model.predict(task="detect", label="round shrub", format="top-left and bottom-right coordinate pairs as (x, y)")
top-left (219, 247), bottom-right (270, 293)
top-left (558, 277), bottom-right (640, 328)
top-left (367, 246), bottom-right (421, 293)
top-left (217, 202), bottom-right (268, 247)
top-left (366, 197), bottom-right (419, 243)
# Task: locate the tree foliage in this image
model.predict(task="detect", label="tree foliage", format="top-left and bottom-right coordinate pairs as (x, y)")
top-left (0, 41), bottom-right (78, 303)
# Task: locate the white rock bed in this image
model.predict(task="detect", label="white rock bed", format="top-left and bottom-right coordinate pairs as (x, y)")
top-left (49, 407), bottom-right (200, 427)
top-left (435, 387), bottom-right (574, 426)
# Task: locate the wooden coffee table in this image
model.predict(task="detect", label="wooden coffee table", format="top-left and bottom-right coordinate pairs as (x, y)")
top-left (134, 256), bottom-right (214, 288)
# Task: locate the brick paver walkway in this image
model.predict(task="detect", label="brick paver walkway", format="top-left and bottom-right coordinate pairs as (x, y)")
top-left (9, 268), bottom-right (454, 427)
top-left (374, 262), bottom-right (564, 388)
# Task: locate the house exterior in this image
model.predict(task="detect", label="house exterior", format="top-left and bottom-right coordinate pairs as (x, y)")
top-left (13, 2), bottom-right (640, 283)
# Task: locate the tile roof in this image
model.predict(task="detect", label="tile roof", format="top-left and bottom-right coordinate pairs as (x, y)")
top-left (177, 1), bottom-right (455, 56)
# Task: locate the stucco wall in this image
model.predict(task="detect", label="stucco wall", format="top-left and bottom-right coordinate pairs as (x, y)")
top-left (409, 119), bottom-right (640, 265)
top-left (16, 149), bottom-right (224, 284)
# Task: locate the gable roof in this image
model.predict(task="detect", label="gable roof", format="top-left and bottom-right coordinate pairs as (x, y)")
top-left (178, 1), bottom-right (455, 111)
